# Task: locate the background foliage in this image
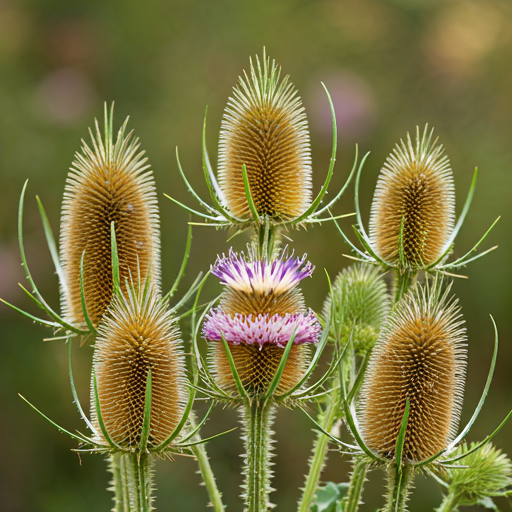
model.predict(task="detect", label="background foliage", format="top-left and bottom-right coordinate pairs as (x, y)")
top-left (1, 0), bottom-right (511, 510)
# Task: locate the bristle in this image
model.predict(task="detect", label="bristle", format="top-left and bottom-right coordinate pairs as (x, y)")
top-left (208, 342), bottom-right (309, 395)
top-left (93, 282), bottom-right (187, 449)
top-left (359, 281), bottom-right (467, 462)
top-left (60, 105), bottom-right (160, 326)
top-left (218, 51), bottom-right (312, 220)
top-left (322, 264), bottom-right (389, 351)
top-left (369, 126), bottom-right (455, 267)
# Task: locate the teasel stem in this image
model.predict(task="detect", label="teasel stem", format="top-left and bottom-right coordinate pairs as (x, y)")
top-left (384, 462), bottom-right (414, 512)
top-left (343, 457), bottom-right (371, 512)
top-left (253, 217), bottom-right (280, 261)
top-left (393, 271), bottom-right (416, 304)
top-left (436, 492), bottom-right (460, 512)
top-left (110, 453), bottom-right (129, 511)
top-left (188, 413), bottom-right (226, 512)
top-left (241, 396), bottom-right (276, 512)
top-left (297, 385), bottom-right (340, 512)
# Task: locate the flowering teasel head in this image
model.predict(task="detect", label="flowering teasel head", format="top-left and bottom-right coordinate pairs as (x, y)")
top-left (168, 50), bottom-right (356, 231)
top-left (358, 281), bottom-right (467, 462)
top-left (92, 278), bottom-right (188, 452)
top-left (202, 249), bottom-right (321, 398)
top-left (322, 264), bottom-right (389, 353)
top-left (60, 104), bottom-right (160, 327)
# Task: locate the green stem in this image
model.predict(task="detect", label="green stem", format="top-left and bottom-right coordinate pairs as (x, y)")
top-left (343, 457), bottom-right (370, 512)
top-left (253, 220), bottom-right (281, 261)
top-left (436, 492), bottom-right (460, 512)
top-left (110, 453), bottom-right (129, 512)
top-left (297, 386), bottom-right (340, 512)
top-left (191, 442), bottom-right (226, 512)
top-left (384, 463), bottom-right (414, 512)
top-left (241, 397), bottom-right (276, 512)
top-left (393, 271), bottom-right (416, 304)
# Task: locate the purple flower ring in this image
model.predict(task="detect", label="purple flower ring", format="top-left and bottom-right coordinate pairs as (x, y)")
top-left (211, 249), bottom-right (315, 295)
top-left (202, 308), bottom-right (321, 348)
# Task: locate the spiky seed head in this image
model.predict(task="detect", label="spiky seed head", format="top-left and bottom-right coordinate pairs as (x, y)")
top-left (203, 249), bottom-right (320, 396)
top-left (93, 281), bottom-right (187, 449)
top-left (442, 442), bottom-right (512, 504)
top-left (322, 264), bottom-right (390, 352)
top-left (218, 51), bottom-right (312, 221)
top-left (60, 105), bottom-right (160, 326)
top-left (369, 126), bottom-right (455, 268)
top-left (359, 281), bottom-right (467, 462)
top-left (208, 342), bottom-right (310, 395)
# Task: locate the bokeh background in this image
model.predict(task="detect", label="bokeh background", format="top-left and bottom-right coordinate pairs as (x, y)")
top-left (1, 0), bottom-right (512, 510)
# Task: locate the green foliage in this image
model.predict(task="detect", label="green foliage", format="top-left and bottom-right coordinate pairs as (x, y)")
top-left (311, 482), bottom-right (350, 512)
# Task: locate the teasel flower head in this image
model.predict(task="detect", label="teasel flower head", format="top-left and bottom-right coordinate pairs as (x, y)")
top-left (439, 442), bottom-right (512, 507)
top-left (358, 280), bottom-right (467, 462)
top-left (168, 50), bottom-right (355, 231)
top-left (92, 279), bottom-right (188, 451)
top-left (60, 104), bottom-right (160, 328)
top-left (322, 264), bottom-right (389, 353)
top-left (339, 125), bottom-right (498, 277)
top-left (202, 249), bottom-right (321, 398)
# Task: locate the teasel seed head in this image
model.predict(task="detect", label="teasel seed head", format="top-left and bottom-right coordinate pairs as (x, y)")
top-left (93, 280), bottom-right (187, 449)
top-left (60, 104), bottom-right (160, 327)
top-left (359, 281), bottom-right (467, 462)
top-left (442, 442), bottom-right (512, 504)
top-left (322, 264), bottom-right (390, 353)
top-left (218, 50), bottom-right (312, 222)
top-left (369, 126), bottom-right (455, 268)
top-left (203, 249), bottom-right (320, 396)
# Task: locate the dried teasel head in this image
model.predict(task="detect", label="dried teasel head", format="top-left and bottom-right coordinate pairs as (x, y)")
top-left (322, 264), bottom-right (389, 353)
top-left (60, 104), bottom-right (160, 326)
top-left (369, 126), bottom-right (455, 268)
top-left (218, 51), bottom-right (312, 222)
top-left (202, 250), bottom-right (320, 396)
top-left (93, 280), bottom-right (187, 449)
top-left (359, 281), bottom-right (467, 462)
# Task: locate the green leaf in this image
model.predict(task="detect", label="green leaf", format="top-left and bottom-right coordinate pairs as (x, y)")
top-left (313, 482), bottom-right (350, 512)
top-left (139, 370), bottom-right (152, 452)
top-left (265, 327), bottom-right (296, 399)
top-left (166, 220), bottom-right (193, 299)
top-left (241, 164), bottom-right (261, 224)
top-left (110, 221), bottom-right (120, 294)
top-left (477, 497), bottom-right (498, 510)
top-left (79, 250), bottom-right (97, 334)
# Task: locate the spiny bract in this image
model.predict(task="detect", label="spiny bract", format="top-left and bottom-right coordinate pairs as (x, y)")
top-left (369, 125), bottom-right (455, 268)
top-left (60, 105), bottom-right (160, 326)
top-left (218, 51), bottom-right (312, 221)
top-left (93, 280), bottom-right (187, 449)
top-left (359, 281), bottom-right (467, 462)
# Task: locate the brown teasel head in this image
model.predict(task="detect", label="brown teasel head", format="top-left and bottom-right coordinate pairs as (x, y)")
top-left (359, 280), bottom-right (467, 462)
top-left (369, 126), bottom-right (455, 268)
top-left (217, 50), bottom-right (312, 221)
top-left (60, 105), bottom-right (160, 327)
top-left (92, 280), bottom-right (187, 449)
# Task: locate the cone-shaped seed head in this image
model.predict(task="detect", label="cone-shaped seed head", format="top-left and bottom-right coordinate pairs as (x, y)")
top-left (322, 264), bottom-right (389, 352)
top-left (218, 51), bottom-right (312, 221)
top-left (203, 249), bottom-right (320, 395)
top-left (369, 126), bottom-right (455, 268)
top-left (93, 281), bottom-right (187, 449)
top-left (443, 442), bottom-right (512, 503)
top-left (60, 105), bottom-right (160, 326)
top-left (359, 281), bottom-right (467, 462)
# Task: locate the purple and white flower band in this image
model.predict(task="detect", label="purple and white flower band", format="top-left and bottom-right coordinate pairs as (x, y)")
top-left (211, 249), bottom-right (315, 295)
top-left (202, 308), bottom-right (321, 348)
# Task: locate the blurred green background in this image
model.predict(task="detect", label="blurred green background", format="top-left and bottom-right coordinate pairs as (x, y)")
top-left (1, 0), bottom-right (512, 510)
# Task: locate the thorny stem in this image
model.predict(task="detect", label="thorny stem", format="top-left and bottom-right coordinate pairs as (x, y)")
top-left (436, 492), bottom-right (460, 512)
top-left (384, 462), bottom-right (414, 512)
top-left (241, 397), bottom-right (276, 512)
top-left (297, 385), bottom-right (340, 512)
top-left (253, 220), bottom-right (281, 261)
top-left (393, 271), bottom-right (416, 304)
top-left (111, 453), bottom-right (154, 512)
top-left (189, 414), bottom-right (226, 512)
top-left (342, 457), bottom-right (370, 512)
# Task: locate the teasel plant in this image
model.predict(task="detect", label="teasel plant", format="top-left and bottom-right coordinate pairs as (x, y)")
top-left (166, 49), bottom-right (362, 252)
top-left (333, 124), bottom-right (500, 302)
top-left (298, 264), bottom-right (390, 512)
top-left (1, 105), bottom-right (226, 511)
top-left (190, 246), bottom-right (344, 512)
top-left (308, 279), bottom-right (512, 512)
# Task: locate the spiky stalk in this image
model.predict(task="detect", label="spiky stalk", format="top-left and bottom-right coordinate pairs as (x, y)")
top-left (343, 457), bottom-right (370, 512)
top-left (241, 397), bottom-right (276, 512)
top-left (384, 463), bottom-right (414, 512)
